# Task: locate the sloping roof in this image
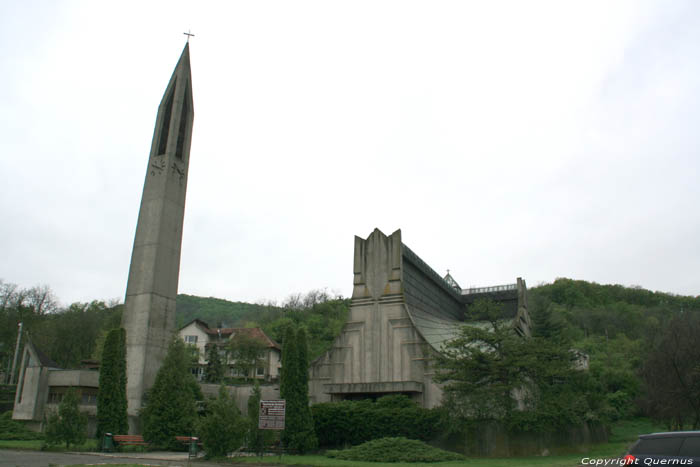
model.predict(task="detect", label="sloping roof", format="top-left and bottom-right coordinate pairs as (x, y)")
top-left (188, 323), bottom-right (280, 350)
top-left (26, 340), bottom-right (62, 369)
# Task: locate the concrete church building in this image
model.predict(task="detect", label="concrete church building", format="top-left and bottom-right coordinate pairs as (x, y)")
top-left (309, 228), bottom-right (530, 408)
top-left (12, 41), bottom-right (530, 432)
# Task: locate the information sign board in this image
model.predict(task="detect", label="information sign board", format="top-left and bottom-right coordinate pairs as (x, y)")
top-left (259, 399), bottom-right (285, 430)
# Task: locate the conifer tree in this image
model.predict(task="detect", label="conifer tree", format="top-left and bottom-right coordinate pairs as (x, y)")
top-left (279, 326), bottom-right (297, 402)
top-left (141, 337), bottom-right (202, 449)
top-left (96, 328), bottom-right (128, 439)
top-left (280, 327), bottom-right (317, 453)
top-left (246, 381), bottom-right (273, 455)
top-left (204, 344), bottom-right (224, 383)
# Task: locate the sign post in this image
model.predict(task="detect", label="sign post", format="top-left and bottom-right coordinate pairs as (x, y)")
top-left (259, 399), bottom-right (285, 430)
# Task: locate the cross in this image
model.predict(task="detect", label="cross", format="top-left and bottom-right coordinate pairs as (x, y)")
top-left (183, 30), bottom-right (195, 43)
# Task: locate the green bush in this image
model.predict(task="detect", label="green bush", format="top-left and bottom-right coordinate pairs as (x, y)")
top-left (44, 389), bottom-right (88, 449)
top-left (0, 412), bottom-right (44, 440)
top-left (326, 436), bottom-right (464, 462)
top-left (198, 386), bottom-right (247, 458)
top-left (311, 395), bottom-right (442, 447)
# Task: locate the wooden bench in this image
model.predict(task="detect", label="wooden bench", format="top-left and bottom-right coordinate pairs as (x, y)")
top-left (113, 434), bottom-right (148, 446)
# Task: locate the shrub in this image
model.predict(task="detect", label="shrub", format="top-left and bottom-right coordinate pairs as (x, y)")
top-left (0, 411), bottom-right (44, 440)
top-left (198, 386), bottom-right (247, 458)
top-left (44, 388), bottom-right (88, 448)
top-left (311, 395), bottom-right (441, 447)
top-left (326, 436), bottom-right (464, 462)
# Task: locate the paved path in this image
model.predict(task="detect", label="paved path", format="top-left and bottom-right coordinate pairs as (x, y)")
top-left (0, 449), bottom-right (279, 467)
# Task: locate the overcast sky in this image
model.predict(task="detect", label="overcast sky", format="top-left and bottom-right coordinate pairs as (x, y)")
top-left (1, 1), bottom-right (699, 307)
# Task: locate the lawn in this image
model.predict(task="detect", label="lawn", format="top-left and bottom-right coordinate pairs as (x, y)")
top-left (6, 418), bottom-right (667, 467)
top-left (0, 438), bottom-right (98, 451)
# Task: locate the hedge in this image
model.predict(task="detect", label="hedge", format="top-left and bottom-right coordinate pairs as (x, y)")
top-left (311, 396), bottom-right (442, 447)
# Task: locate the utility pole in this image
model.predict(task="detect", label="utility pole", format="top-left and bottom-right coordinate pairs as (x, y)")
top-left (9, 321), bottom-right (23, 385)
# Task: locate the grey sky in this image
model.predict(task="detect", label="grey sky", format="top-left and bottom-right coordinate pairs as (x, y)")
top-left (1, 1), bottom-right (699, 307)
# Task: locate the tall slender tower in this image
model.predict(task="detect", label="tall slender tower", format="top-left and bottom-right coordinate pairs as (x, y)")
top-left (122, 43), bottom-right (194, 428)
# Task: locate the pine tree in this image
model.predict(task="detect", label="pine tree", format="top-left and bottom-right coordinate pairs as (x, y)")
top-left (204, 344), bottom-right (224, 383)
top-left (141, 337), bottom-right (202, 449)
top-left (96, 328), bottom-right (128, 439)
top-left (45, 387), bottom-right (88, 449)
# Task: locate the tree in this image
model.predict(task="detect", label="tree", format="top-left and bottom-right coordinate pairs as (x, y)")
top-left (96, 328), bottom-right (128, 439)
top-left (141, 337), bottom-right (202, 449)
top-left (198, 386), bottom-right (247, 458)
top-left (641, 311), bottom-right (700, 429)
top-left (433, 299), bottom-right (596, 432)
top-left (45, 388), bottom-right (88, 448)
top-left (280, 327), bottom-right (317, 453)
top-left (246, 381), bottom-right (273, 455)
top-left (228, 332), bottom-right (266, 382)
top-left (204, 344), bottom-right (224, 383)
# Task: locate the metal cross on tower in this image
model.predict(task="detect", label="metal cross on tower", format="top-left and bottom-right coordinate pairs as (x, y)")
top-left (183, 30), bottom-right (195, 42)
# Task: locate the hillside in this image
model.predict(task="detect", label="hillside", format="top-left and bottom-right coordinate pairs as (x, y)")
top-left (175, 294), bottom-right (282, 328)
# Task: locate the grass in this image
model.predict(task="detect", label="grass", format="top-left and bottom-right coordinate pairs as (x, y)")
top-left (0, 438), bottom-right (99, 452)
top-left (6, 418), bottom-right (670, 467)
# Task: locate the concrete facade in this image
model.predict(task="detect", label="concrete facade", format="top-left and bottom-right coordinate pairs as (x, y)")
top-left (309, 228), bottom-right (529, 408)
top-left (13, 341), bottom-right (100, 435)
top-left (122, 43), bottom-right (194, 427)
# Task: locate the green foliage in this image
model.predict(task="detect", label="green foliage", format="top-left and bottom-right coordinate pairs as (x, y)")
top-left (435, 299), bottom-right (601, 434)
top-left (227, 333), bottom-right (266, 382)
top-left (280, 327), bottom-right (317, 453)
top-left (0, 279), bottom-right (122, 371)
top-left (312, 396), bottom-right (442, 447)
top-left (203, 345), bottom-right (223, 383)
top-left (326, 437), bottom-right (464, 462)
top-left (141, 338), bottom-right (202, 449)
top-left (246, 381), bottom-right (273, 455)
top-left (44, 388), bottom-right (87, 449)
top-left (640, 311), bottom-right (700, 429)
top-left (175, 294), bottom-right (282, 328)
top-left (197, 386), bottom-right (247, 458)
top-left (96, 328), bottom-right (128, 439)
top-left (0, 411), bottom-right (44, 440)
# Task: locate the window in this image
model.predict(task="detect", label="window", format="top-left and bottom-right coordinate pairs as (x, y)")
top-left (48, 391), bottom-right (63, 404)
top-left (81, 393), bottom-right (97, 405)
top-left (184, 335), bottom-right (198, 344)
top-left (257, 367), bottom-right (265, 376)
top-left (157, 79), bottom-right (176, 155)
top-left (631, 437), bottom-right (684, 456)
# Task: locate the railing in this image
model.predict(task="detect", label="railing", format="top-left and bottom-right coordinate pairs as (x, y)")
top-left (461, 284), bottom-right (517, 295)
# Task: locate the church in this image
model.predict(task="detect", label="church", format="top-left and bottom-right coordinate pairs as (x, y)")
top-left (12, 42), bottom-right (529, 431)
top-left (309, 228), bottom-right (529, 408)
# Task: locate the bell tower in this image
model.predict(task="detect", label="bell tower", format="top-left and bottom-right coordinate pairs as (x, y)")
top-left (122, 43), bottom-right (194, 429)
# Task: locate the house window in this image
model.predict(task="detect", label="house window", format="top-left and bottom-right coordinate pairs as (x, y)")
top-left (184, 335), bottom-right (198, 344)
top-left (48, 391), bottom-right (63, 404)
top-left (256, 367), bottom-right (265, 376)
top-left (81, 393), bottom-right (97, 405)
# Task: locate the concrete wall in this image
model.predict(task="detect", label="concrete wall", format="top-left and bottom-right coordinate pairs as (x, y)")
top-left (402, 245), bottom-right (464, 322)
top-left (310, 229), bottom-right (444, 408)
top-left (122, 45), bottom-right (194, 428)
top-left (199, 383), bottom-right (281, 416)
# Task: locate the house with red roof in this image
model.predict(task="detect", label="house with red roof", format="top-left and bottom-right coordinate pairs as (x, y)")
top-left (178, 319), bottom-right (281, 382)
